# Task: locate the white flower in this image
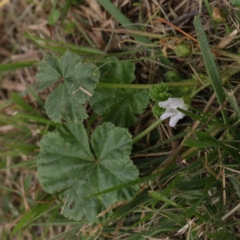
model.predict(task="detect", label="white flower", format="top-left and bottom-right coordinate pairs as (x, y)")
top-left (158, 98), bottom-right (189, 127)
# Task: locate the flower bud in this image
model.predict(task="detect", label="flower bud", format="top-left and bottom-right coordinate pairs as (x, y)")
top-left (173, 42), bottom-right (191, 57)
top-left (212, 7), bottom-right (227, 23)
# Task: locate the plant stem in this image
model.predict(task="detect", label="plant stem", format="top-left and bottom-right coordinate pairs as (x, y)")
top-left (133, 118), bottom-right (162, 144)
top-left (97, 80), bottom-right (196, 89)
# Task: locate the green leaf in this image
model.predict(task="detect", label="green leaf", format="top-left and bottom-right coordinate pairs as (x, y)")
top-left (229, 177), bottom-right (240, 199)
top-left (149, 83), bottom-right (171, 102)
top-left (61, 0), bottom-right (74, 24)
top-left (194, 16), bottom-right (227, 123)
top-left (195, 131), bottom-right (220, 145)
top-left (90, 57), bottom-right (149, 127)
top-left (48, 9), bottom-right (60, 25)
top-left (37, 122), bottom-right (139, 223)
top-left (149, 191), bottom-right (178, 207)
top-left (36, 50), bottom-right (100, 122)
top-left (226, 90), bottom-right (240, 119)
top-left (0, 61), bottom-right (37, 72)
top-left (184, 139), bottom-right (215, 148)
top-left (184, 131), bottom-right (222, 148)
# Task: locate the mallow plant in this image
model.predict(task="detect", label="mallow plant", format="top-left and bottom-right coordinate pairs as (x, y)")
top-left (36, 50), bottom-right (192, 223)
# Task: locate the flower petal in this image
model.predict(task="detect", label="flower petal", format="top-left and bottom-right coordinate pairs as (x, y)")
top-left (158, 97), bottom-right (190, 127)
top-left (158, 99), bottom-right (171, 108)
top-left (167, 98), bottom-right (184, 108)
top-left (160, 108), bottom-right (177, 120)
top-left (159, 98), bottom-right (187, 110)
top-left (169, 115), bottom-right (180, 127)
top-left (175, 110), bottom-right (185, 119)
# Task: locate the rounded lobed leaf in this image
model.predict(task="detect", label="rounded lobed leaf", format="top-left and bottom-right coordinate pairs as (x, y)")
top-left (90, 57), bottom-right (149, 127)
top-left (36, 50), bottom-right (100, 123)
top-left (37, 122), bottom-right (139, 223)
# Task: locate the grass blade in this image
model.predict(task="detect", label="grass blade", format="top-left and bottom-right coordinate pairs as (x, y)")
top-left (194, 16), bottom-right (227, 123)
top-left (98, 0), bottom-right (148, 43)
top-left (25, 31), bottom-right (104, 55)
top-left (60, 0), bottom-right (73, 24)
top-left (0, 61), bottom-right (37, 72)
